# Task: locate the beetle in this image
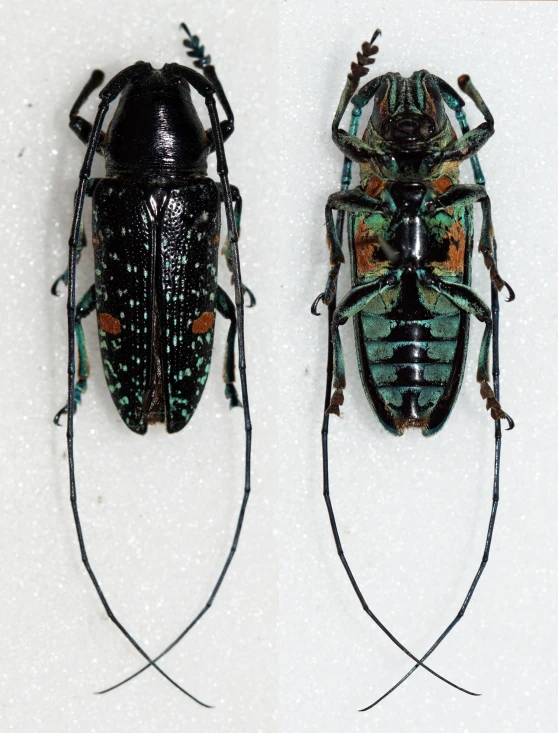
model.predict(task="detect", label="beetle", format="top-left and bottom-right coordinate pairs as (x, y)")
top-left (52, 25), bottom-right (253, 705)
top-left (312, 31), bottom-right (514, 709)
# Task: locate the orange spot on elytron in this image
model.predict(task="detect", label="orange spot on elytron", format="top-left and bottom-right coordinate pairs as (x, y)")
top-left (192, 311), bottom-right (215, 334)
top-left (92, 236), bottom-right (100, 246)
top-left (98, 313), bottom-right (121, 335)
top-left (432, 177), bottom-right (453, 194)
top-left (212, 234), bottom-right (220, 246)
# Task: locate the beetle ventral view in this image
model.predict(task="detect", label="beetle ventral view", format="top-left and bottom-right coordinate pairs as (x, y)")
top-left (53, 25), bottom-right (253, 705)
top-left (312, 30), bottom-right (514, 709)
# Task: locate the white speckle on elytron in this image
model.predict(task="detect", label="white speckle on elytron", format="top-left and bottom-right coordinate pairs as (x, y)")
top-left (129, 299), bottom-right (135, 307)
top-left (120, 312), bottom-right (125, 318)
top-left (121, 227), bottom-right (126, 235)
top-left (126, 263), bottom-right (132, 272)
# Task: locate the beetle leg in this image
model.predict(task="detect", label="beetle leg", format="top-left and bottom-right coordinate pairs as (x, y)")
top-left (215, 286), bottom-right (241, 409)
top-left (69, 69), bottom-right (106, 150)
top-left (427, 184), bottom-right (515, 301)
top-left (328, 276), bottom-right (400, 415)
top-left (51, 218), bottom-right (87, 296)
top-left (320, 189), bottom-right (385, 307)
top-left (54, 284), bottom-right (95, 425)
top-left (418, 275), bottom-right (513, 428)
top-left (218, 185), bottom-right (255, 307)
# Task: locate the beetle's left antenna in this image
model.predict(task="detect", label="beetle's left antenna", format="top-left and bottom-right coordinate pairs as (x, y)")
top-left (64, 62), bottom-right (212, 707)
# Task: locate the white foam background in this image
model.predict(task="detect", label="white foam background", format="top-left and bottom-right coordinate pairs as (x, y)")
top-left (1, 1), bottom-right (556, 731)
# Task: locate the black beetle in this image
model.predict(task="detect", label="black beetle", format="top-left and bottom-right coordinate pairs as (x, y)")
top-left (53, 26), bottom-right (252, 705)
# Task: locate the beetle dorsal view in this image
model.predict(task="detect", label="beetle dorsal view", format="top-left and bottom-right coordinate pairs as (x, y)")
top-left (312, 30), bottom-right (514, 709)
top-left (53, 24), bottom-right (253, 705)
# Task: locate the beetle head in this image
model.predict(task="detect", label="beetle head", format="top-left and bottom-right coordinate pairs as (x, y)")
top-left (366, 71), bottom-right (450, 151)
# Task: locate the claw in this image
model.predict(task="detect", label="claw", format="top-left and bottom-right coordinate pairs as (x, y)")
top-left (242, 284), bottom-right (256, 308)
top-left (51, 273), bottom-right (68, 296)
top-left (502, 279), bottom-right (515, 303)
top-left (504, 412), bottom-right (515, 431)
top-left (53, 405), bottom-right (68, 426)
top-left (311, 292), bottom-right (325, 316)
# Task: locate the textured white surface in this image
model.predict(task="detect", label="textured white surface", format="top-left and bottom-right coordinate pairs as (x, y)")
top-left (1, 1), bottom-right (557, 731)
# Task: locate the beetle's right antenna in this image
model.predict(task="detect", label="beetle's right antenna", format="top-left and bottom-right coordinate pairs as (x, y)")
top-left (181, 23), bottom-right (212, 68)
top-left (349, 29), bottom-right (381, 81)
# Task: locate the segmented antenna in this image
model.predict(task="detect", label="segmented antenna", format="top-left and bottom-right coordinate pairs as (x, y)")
top-left (181, 22), bottom-right (211, 68)
top-left (349, 29), bottom-right (381, 81)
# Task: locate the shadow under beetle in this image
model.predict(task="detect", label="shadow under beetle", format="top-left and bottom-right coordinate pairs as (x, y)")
top-left (312, 31), bottom-right (514, 709)
top-left (53, 25), bottom-right (253, 705)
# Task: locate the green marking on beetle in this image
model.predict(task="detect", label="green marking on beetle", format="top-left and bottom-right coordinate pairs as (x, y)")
top-left (129, 299), bottom-right (135, 307)
top-left (119, 396), bottom-right (129, 406)
top-left (371, 364), bottom-right (398, 385)
top-left (173, 335), bottom-right (178, 346)
top-left (185, 368), bottom-right (192, 377)
top-left (143, 269), bottom-right (148, 278)
top-left (118, 364), bottom-right (128, 372)
top-left (198, 375), bottom-right (208, 386)
top-left (127, 263), bottom-right (132, 272)
top-left (121, 227), bottom-right (126, 235)
top-left (196, 357), bottom-right (204, 367)
top-left (95, 268), bottom-right (102, 276)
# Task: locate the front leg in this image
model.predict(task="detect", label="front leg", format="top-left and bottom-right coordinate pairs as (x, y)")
top-left (429, 75), bottom-right (494, 166)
